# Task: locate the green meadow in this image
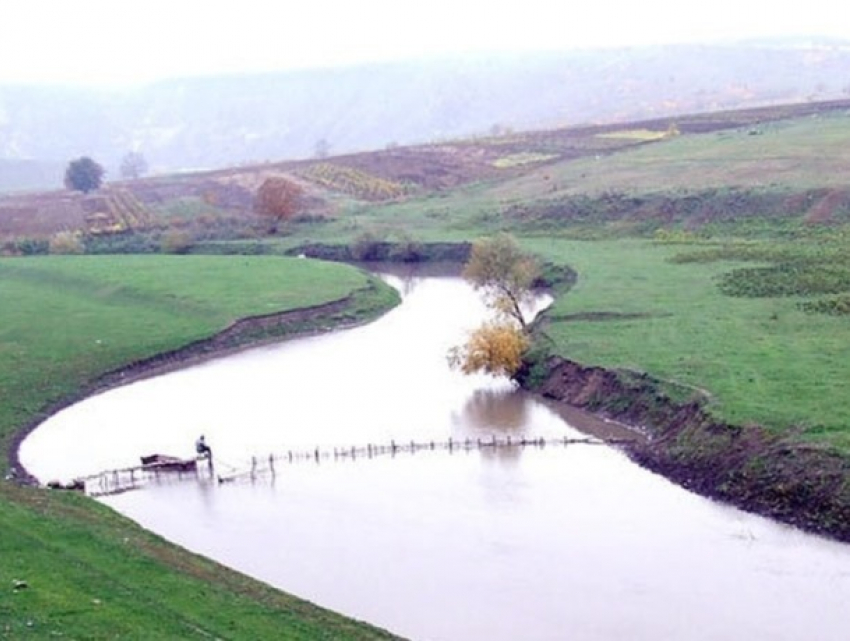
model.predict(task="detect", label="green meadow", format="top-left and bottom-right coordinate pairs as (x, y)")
top-left (4, 104), bottom-right (850, 637)
top-left (525, 238), bottom-right (850, 448)
top-left (0, 255), bottom-right (398, 638)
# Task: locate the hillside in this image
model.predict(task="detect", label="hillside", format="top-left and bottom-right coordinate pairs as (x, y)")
top-left (6, 85), bottom-right (850, 637)
top-left (3, 96), bottom-right (849, 243)
top-left (3, 41), bottom-right (850, 191)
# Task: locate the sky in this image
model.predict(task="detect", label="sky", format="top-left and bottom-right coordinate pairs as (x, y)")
top-left (1, 0), bottom-right (848, 86)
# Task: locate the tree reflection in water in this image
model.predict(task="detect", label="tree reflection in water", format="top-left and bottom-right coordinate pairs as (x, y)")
top-left (454, 386), bottom-right (530, 431)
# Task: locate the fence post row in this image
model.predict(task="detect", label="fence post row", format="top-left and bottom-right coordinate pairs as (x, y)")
top-left (81, 435), bottom-right (620, 495)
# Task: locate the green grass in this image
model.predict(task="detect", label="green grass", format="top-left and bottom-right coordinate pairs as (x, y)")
top-left (523, 238), bottom-right (850, 448)
top-left (0, 254), bottom-right (399, 639)
top-left (495, 111), bottom-right (850, 199)
top-left (6, 102), bottom-right (850, 636)
top-left (0, 482), bottom-right (396, 639)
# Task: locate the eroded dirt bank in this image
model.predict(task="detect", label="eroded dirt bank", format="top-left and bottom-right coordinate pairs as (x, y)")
top-left (524, 356), bottom-right (850, 542)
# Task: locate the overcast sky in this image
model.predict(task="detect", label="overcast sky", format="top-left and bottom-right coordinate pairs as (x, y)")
top-left (1, 0), bottom-right (848, 86)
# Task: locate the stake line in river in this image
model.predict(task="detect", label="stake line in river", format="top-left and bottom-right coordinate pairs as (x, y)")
top-left (80, 434), bottom-right (629, 496)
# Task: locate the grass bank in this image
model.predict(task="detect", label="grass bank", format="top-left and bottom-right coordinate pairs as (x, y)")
top-left (512, 236), bottom-right (850, 538)
top-left (525, 238), bottom-right (850, 448)
top-left (0, 254), bottom-right (400, 638)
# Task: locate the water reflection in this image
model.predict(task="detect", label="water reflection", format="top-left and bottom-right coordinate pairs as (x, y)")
top-left (453, 387), bottom-right (530, 432)
top-left (21, 271), bottom-right (850, 641)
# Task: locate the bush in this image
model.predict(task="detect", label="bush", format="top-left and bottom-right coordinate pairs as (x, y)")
top-left (49, 231), bottom-right (84, 255)
top-left (387, 232), bottom-right (423, 262)
top-left (718, 263), bottom-right (850, 298)
top-left (798, 296), bottom-right (850, 316)
top-left (84, 232), bottom-right (159, 255)
top-left (350, 230), bottom-right (386, 261)
top-left (10, 237), bottom-right (49, 256)
top-left (159, 230), bottom-right (194, 254)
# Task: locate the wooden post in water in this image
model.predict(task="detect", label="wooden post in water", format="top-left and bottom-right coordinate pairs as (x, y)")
top-left (269, 454), bottom-right (275, 478)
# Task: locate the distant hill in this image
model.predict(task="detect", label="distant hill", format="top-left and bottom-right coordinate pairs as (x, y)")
top-left (2, 41), bottom-right (850, 192)
top-left (0, 159), bottom-right (64, 193)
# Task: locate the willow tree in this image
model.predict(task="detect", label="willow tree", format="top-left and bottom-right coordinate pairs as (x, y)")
top-left (450, 233), bottom-right (539, 378)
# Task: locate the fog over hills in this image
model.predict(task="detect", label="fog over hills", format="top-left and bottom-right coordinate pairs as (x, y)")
top-left (2, 41), bottom-right (849, 192)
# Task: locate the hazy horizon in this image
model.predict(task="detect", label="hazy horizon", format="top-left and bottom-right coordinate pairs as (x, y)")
top-left (4, 0), bottom-right (850, 87)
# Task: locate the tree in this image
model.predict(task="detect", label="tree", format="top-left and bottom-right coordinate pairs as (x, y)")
top-left (120, 151), bottom-right (148, 180)
top-left (462, 233), bottom-right (539, 330)
top-left (449, 234), bottom-right (540, 379)
top-left (64, 157), bottom-right (105, 193)
top-left (253, 176), bottom-right (305, 233)
top-left (448, 321), bottom-right (529, 378)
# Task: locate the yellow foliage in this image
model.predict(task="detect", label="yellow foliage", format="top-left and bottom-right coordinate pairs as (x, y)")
top-left (448, 321), bottom-right (529, 378)
top-left (49, 231), bottom-right (84, 255)
top-left (492, 153), bottom-right (557, 169)
top-left (298, 163), bottom-right (411, 201)
top-left (596, 129), bottom-right (669, 142)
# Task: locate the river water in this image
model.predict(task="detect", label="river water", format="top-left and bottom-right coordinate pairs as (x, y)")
top-left (20, 269), bottom-right (850, 640)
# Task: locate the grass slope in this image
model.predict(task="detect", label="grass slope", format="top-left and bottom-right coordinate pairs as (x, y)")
top-left (525, 239), bottom-right (850, 448)
top-left (496, 109), bottom-right (850, 198)
top-left (0, 255), bottom-right (399, 639)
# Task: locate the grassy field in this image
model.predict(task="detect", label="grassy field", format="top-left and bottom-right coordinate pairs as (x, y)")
top-left (493, 110), bottom-right (850, 199)
top-left (0, 255), bottom-right (399, 638)
top-left (5, 100), bottom-right (850, 635)
top-left (524, 238), bottom-right (850, 448)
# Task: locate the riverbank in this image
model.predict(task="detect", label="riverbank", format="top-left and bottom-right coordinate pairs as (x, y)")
top-left (0, 255), bottom-right (400, 639)
top-left (521, 352), bottom-right (850, 543)
top-left (519, 241), bottom-right (850, 543)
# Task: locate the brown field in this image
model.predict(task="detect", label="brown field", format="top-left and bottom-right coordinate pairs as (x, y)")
top-left (3, 97), bottom-right (850, 240)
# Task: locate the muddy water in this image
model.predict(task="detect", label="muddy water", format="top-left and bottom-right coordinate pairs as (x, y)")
top-left (20, 270), bottom-right (850, 641)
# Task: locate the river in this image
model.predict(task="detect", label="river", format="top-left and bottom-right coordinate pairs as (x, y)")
top-left (20, 268), bottom-right (850, 640)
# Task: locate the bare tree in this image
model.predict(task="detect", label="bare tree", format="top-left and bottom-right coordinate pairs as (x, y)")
top-left (120, 151), bottom-right (148, 180)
